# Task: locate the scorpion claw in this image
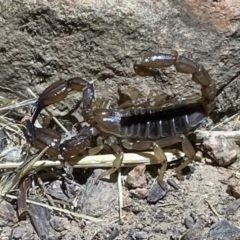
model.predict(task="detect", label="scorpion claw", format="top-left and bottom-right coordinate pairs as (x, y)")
top-left (26, 120), bottom-right (61, 157)
top-left (60, 126), bottom-right (92, 158)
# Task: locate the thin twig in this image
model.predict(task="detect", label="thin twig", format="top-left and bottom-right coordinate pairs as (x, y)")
top-left (0, 99), bottom-right (36, 112)
top-left (204, 199), bottom-right (222, 221)
top-left (117, 168), bottom-right (123, 220)
top-left (210, 113), bottom-right (239, 131)
top-left (5, 194), bottom-right (103, 222)
top-left (0, 150), bottom-right (185, 169)
top-left (194, 130), bottom-right (240, 143)
top-left (37, 176), bottom-right (57, 208)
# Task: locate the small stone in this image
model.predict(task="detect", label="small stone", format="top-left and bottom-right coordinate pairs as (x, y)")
top-left (184, 217), bottom-right (195, 229)
top-left (129, 188), bottom-right (148, 199)
top-left (0, 200), bottom-right (16, 227)
top-left (126, 165), bottom-right (147, 188)
top-left (47, 180), bottom-right (70, 202)
top-left (78, 169), bottom-right (118, 217)
top-left (129, 229), bottom-right (149, 239)
top-left (229, 154), bottom-right (240, 170)
top-left (228, 179), bottom-right (240, 199)
top-left (12, 222), bottom-right (34, 240)
top-left (155, 210), bottom-right (165, 222)
top-left (205, 181), bottom-right (214, 186)
top-left (148, 182), bottom-right (168, 203)
top-left (181, 227), bottom-right (204, 240)
top-left (11, 226), bottom-right (25, 239)
top-left (136, 223), bottom-right (144, 229)
top-left (205, 157), bottom-right (214, 164)
top-left (207, 219), bottom-right (240, 240)
top-left (167, 179), bottom-right (180, 190)
top-left (225, 199), bottom-right (240, 216)
top-left (194, 151), bottom-right (203, 162)
top-left (203, 135), bottom-right (240, 166)
top-left (50, 216), bottom-right (69, 232)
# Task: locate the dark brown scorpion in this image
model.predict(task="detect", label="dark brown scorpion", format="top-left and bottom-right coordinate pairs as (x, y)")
top-left (27, 51), bottom-right (216, 182)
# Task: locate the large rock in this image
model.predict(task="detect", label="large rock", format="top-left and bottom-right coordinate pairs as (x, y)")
top-left (0, 0), bottom-right (239, 116)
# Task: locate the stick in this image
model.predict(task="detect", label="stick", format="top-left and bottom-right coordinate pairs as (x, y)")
top-left (193, 130), bottom-right (240, 144)
top-left (0, 150), bottom-right (185, 169)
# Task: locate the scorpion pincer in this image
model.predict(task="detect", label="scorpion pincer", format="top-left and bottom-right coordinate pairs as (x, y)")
top-left (27, 51), bottom-right (216, 183)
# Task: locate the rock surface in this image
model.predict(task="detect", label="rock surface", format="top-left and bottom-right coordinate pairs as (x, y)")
top-left (0, 0), bottom-right (239, 117)
top-left (0, 0), bottom-right (239, 239)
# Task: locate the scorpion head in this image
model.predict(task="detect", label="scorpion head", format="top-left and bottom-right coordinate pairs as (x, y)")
top-left (92, 109), bottom-right (121, 135)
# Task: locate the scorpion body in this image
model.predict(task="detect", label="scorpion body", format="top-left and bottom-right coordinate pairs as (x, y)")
top-left (94, 103), bottom-right (205, 140)
top-left (27, 51), bottom-right (216, 182)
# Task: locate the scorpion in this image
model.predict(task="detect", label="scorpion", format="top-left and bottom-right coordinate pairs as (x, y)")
top-left (27, 51), bottom-right (216, 183)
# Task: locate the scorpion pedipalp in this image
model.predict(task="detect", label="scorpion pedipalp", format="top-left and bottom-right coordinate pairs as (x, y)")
top-left (28, 77), bottom-right (95, 160)
top-left (31, 77), bottom-right (94, 124)
top-left (27, 120), bottom-right (92, 159)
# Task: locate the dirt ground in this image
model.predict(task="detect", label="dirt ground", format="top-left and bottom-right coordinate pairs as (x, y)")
top-left (1, 144), bottom-right (240, 240)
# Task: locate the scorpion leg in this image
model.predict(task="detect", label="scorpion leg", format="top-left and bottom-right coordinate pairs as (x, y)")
top-left (88, 136), bottom-right (104, 155)
top-left (123, 135), bottom-right (195, 181)
top-left (97, 136), bottom-right (124, 180)
top-left (155, 135), bottom-right (195, 180)
top-left (153, 142), bottom-right (168, 184)
top-left (122, 140), bottom-right (167, 183)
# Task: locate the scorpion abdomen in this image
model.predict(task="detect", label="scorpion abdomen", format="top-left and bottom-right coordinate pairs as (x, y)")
top-left (119, 103), bottom-right (205, 140)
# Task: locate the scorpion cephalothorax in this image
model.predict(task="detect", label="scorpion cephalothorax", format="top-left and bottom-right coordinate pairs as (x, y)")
top-left (27, 51), bottom-right (216, 182)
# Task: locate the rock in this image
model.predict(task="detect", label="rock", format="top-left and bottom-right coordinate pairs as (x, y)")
top-left (207, 220), bottom-right (240, 240)
top-left (129, 188), bottom-right (148, 199)
top-left (128, 229), bottom-right (149, 239)
top-left (78, 169), bottom-right (118, 217)
top-left (228, 179), bottom-right (240, 199)
top-left (47, 179), bottom-right (76, 202)
top-left (126, 165), bottom-right (147, 188)
top-left (28, 201), bottom-right (58, 239)
top-left (50, 216), bottom-right (69, 232)
top-left (147, 182), bottom-right (168, 203)
top-left (203, 135), bottom-right (240, 166)
top-left (0, 0), bottom-right (238, 116)
top-left (181, 227), bottom-right (204, 240)
top-left (11, 222), bottom-right (35, 240)
top-left (0, 200), bottom-right (17, 227)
